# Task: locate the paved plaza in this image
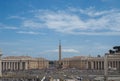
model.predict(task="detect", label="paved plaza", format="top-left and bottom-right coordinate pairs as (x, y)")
top-left (0, 68), bottom-right (120, 81)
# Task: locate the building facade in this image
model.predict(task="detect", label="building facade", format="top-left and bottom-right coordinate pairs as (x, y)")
top-left (1, 46), bottom-right (120, 72)
top-left (2, 56), bottom-right (49, 71)
top-left (62, 53), bottom-right (120, 71)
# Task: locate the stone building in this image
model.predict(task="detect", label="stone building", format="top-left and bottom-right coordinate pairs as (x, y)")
top-left (2, 56), bottom-right (49, 71)
top-left (62, 58), bottom-right (69, 68)
top-left (106, 53), bottom-right (120, 71)
top-left (62, 56), bottom-right (88, 69)
top-left (87, 56), bottom-right (104, 70)
top-left (62, 47), bottom-right (120, 71)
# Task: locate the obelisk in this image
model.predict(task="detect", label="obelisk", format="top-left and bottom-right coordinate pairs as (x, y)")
top-left (59, 40), bottom-right (62, 68)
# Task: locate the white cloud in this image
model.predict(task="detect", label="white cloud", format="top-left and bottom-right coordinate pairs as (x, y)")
top-left (63, 49), bottom-right (79, 53)
top-left (79, 7), bottom-right (117, 17)
top-left (19, 8), bottom-right (120, 35)
top-left (22, 20), bottom-right (44, 29)
top-left (8, 16), bottom-right (26, 20)
top-left (0, 23), bottom-right (18, 30)
top-left (4, 26), bottom-right (18, 30)
top-left (47, 48), bottom-right (79, 53)
top-left (68, 31), bottom-right (120, 35)
top-left (101, 0), bottom-right (113, 2)
top-left (17, 31), bottom-right (40, 35)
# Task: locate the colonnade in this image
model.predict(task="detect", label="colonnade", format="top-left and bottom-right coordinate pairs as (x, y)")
top-left (2, 61), bottom-right (27, 71)
top-left (108, 60), bottom-right (120, 70)
top-left (1, 59), bottom-right (49, 71)
top-left (93, 61), bottom-right (104, 70)
top-left (88, 60), bottom-right (120, 70)
top-left (88, 61), bottom-right (104, 70)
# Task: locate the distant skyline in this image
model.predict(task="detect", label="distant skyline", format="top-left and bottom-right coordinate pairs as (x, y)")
top-left (0, 0), bottom-right (120, 60)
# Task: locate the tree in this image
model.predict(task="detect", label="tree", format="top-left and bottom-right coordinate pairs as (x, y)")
top-left (97, 55), bottom-right (101, 57)
top-left (109, 49), bottom-right (115, 54)
top-left (113, 46), bottom-right (120, 53)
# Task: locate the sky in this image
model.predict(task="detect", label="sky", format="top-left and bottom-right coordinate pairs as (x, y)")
top-left (0, 0), bottom-right (120, 60)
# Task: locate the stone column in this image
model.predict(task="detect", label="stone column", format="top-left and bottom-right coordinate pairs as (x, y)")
top-left (10, 62), bottom-right (12, 70)
top-left (4, 62), bottom-right (6, 71)
top-left (117, 61), bottom-right (119, 70)
top-left (108, 61), bottom-right (110, 69)
top-left (12, 62), bottom-right (14, 71)
top-left (110, 61), bottom-right (112, 68)
top-left (6, 62), bottom-right (8, 70)
top-left (98, 61), bottom-right (100, 70)
top-left (5, 62), bottom-right (7, 71)
top-left (118, 61), bottom-right (120, 73)
top-left (12, 62), bottom-right (14, 70)
top-left (112, 61), bottom-right (113, 68)
top-left (113, 61), bottom-right (115, 68)
top-left (20, 61), bottom-right (23, 70)
top-left (0, 50), bottom-right (2, 77)
top-left (1, 62), bottom-right (3, 71)
top-left (100, 61), bottom-right (102, 70)
top-left (95, 61), bottom-right (97, 70)
top-left (18, 62), bottom-right (20, 70)
top-left (25, 62), bottom-right (28, 70)
top-left (116, 61), bottom-right (117, 69)
top-left (3, 62), bottom-right (5, 71)
top-left (94, 61), bottom-right (96, 70)
top-left (11, 62), bottom-right (13, 71)
top-left (91, 61), bottom-right (94, 69)
top-left (93, 61), bottom-right (95, 69)
top-left (15, 62), bottom-right (17, 70)
top-left (102, 61), bottom-right (104, 70)
top-left (96, 61), bottom-right (98, 70)
top-left (86, 61), bottom-right (88, 69)
top-left (16, 62), bottom-right (19, 70)
top-left (115, 61), bottom-right (116, 68)
top-left (101, 61), bottom-right (103, 70)
top-left (97, 61), bottom-right (99, 70)
top-left (8, 62), bottom-right (10, 70)
top-left (13, 62), bottom-right (15, 70)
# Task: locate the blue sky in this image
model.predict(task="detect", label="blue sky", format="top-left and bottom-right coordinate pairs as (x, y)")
top-left (0, 0), bottom-right (120, 60)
